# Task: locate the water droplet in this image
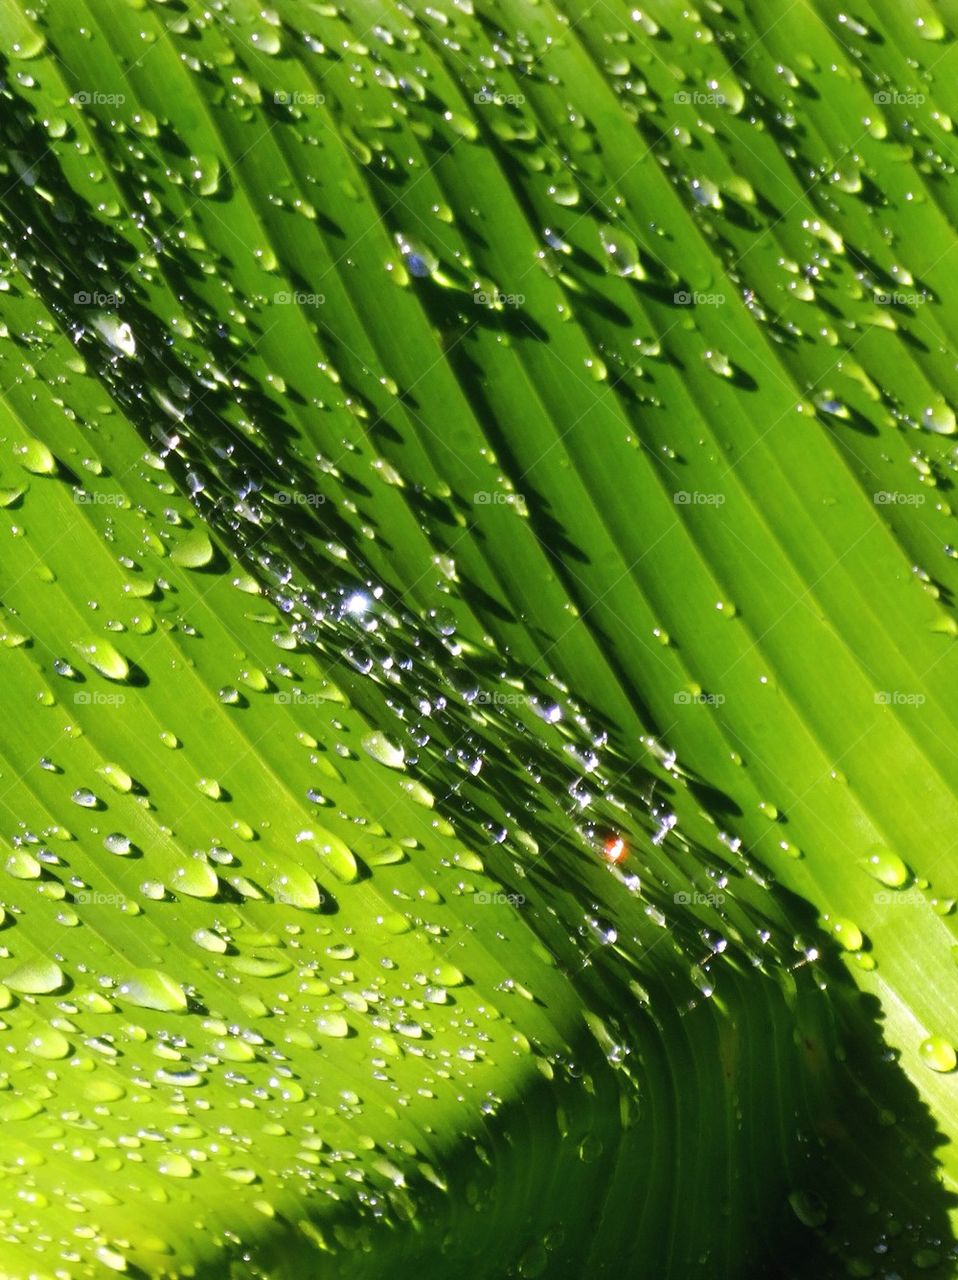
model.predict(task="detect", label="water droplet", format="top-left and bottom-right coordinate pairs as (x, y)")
top-left (362, 731), bottom-right (405, 769)
top-left (922, 399), bottom-right (957, 435)
top-left (171, 860), bottom-right (219, 899)
top-left (158, 1153), bottom-right (194, 1178)
top-left (98, 763), bottom-right (133, 793)
top-left (578, 1134), bottom-right (603, 1162)
top-left (28, 1026), bottom-right (71, 1059)
top-left (16, 438), bottom-right (56, 475)
top-left (703, 349), bottom-right (733, 378)
top-left (91, 314), bottom-right (136, 358)
top-left (73, 637), bottom-right (128, 681)
top-left (599, 227), bottom-right (645, 279)
top-left (95, 1246), bottom-right (127, 1273)
top-left (188, 152), bottom-right (221, 197)
top-left (171, 529), bottom-right (214, 568)
top-left (547, 182), bottom-right (580, 207)
top-left (919, 1035), bottom-right (956, 1073)
top-left (316, 1013), bottom-right (350, 1038)
top-left (822, 914), bottom-right (863, 952)
top-left (915, 13), bottom-right (946, 40)
top-left (310, 832), bottom-right (359, 883)
top-left (5, 849), bottom-right (42, 879)
top-left (270, 866), bottom-right (321, 911)
top-left (193, 928), bottom-right (228, 954)
top-left (118, 969), bottom-right (187, 1013)
top-left (861, 846), bottom-right (909, 887)
top-left (788, 1189), bottom-right (827, 1227)
top-left (690, 176), bottom-right (722, 209)
top-left (5, 958), bottom-right (64, 993)
top-left (394, 232), bottom-right (438, 280)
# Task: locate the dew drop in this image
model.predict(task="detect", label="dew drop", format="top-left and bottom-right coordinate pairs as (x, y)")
top-left (919, 1035), bottom-right (957, 1073)
top-left (362, 731), bottom-right (405, 769)
top-left (171, 860), bottom-right (219, 899)
top-left (118, 969), bottom-right (187, 1013)
top-left (171, 530), bottom-right (214, 568)
top-left (74, 637), bottom-right (129, 682)
top-left (5, 958), bottom-right (64, 993)
top-left (862, 846), bottom-right (909, 887)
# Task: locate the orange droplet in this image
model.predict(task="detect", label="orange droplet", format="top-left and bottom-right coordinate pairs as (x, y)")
top-left (603, 836), bottom-right (627, 864)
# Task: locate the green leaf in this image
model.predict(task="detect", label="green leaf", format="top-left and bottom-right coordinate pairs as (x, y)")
top-left (0, 0), bottom-right (956, 1276)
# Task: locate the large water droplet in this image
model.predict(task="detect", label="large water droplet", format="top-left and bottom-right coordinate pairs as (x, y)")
top-left (171, 529), bottom-right (214, 568)
top-left (919, 1035), bottom-right (957, 1073)
top-left (118, 969), bottom-right (187, 1013)
top-left (861, 846), bottom-right (909, 887)
top-left (5, 958), bottom-right (64, 993)
top-left (362, 731), bottom-right (405, 769)
top-left (74, 637), bottom-right (129, 681)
